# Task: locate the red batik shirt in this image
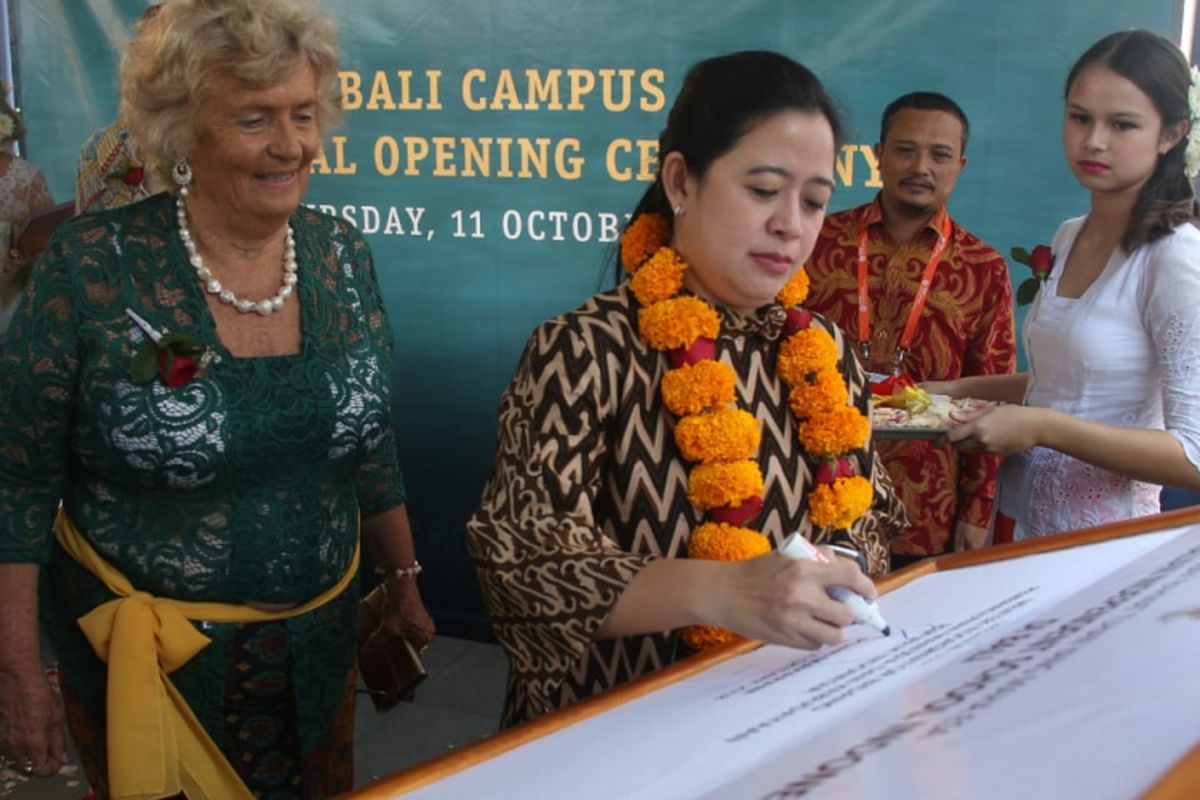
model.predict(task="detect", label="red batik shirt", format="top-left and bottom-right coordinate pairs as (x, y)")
top-left (804, 197), bottom-right (1016, 556)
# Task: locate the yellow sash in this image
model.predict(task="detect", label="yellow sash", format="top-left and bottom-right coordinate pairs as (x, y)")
top-left (53, 509), bottom-right (360, 800)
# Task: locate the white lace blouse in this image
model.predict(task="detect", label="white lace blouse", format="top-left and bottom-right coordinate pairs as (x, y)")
top-left (998, 215), bottom-right (1200, 538)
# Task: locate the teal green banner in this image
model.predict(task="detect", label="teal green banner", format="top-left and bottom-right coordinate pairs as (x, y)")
top-left (13, 0), bottom-right (1184, 632)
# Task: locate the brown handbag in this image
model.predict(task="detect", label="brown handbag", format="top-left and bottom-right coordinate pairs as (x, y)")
top-left (356, 585), bottom-right (427, 712)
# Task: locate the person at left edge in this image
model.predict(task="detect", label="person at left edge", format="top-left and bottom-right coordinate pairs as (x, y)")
top-left (804, 93), bottom-right (1016, 569)
top-left (74, 4), bottom-right (165, 215)
top-left (0, 87), bottom-right (55, 338)
top-left (0, 1), bottom-right (434, 798)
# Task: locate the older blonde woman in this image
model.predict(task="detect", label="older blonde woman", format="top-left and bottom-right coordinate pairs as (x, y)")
top-left (0, 1), bottom-right (433, 797)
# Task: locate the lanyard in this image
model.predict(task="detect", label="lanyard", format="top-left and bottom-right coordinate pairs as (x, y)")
top-left (856, 208), bottom-right (953, 375)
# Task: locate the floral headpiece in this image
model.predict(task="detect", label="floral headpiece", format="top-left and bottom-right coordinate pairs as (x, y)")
top-left (0, 87), bottom-right (25, 147)
top-left (621, 213), bottom-right (874, 649)
top-left (1186, 66), bottom-right (1200, 180)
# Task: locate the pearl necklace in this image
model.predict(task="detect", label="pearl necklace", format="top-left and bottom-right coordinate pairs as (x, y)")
top-left (175, 191), bottom-right (298, 316)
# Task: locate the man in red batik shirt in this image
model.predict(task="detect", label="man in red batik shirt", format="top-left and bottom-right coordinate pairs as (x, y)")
top-left (804, 92), bottom-right (1016, 570)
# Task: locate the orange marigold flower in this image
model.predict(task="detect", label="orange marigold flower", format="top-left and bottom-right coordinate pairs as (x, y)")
top-left (661, 360), bottom-right (737, 416)
top-left (630, 246), bottom-right (688, 305)
top-left (681, 624), bottom-right (742, 650)
top-left (688, 460), bottom-right (764, 509)
top-left (639, 296), bottom-right (721, 351)
top-left (799, 406), bottom-right (870, 457)
top-left (777, 327), bottom-right (838, 385)
top-left (675, 407), bottom-right (761, 463)
top-left (620, 213), bottom-right (669, 272)
top-left (688, 521), bottom-right (771, 561)
top-left (681, 518), bottom-right (770, 650)
top-left (776, 268), bottom-right (811, 308)
top-left (809, 475), bottom-right (874, 529)
top-left (788, 368), bottom-right (850, 419)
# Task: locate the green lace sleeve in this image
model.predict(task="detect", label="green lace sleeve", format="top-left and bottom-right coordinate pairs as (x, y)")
top-left (339, 221), bottom-right (407, 516)
top-left (0, 230), bottom-right (79, 562)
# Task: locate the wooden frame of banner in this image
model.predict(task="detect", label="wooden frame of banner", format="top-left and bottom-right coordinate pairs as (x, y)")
top-left (346, 505), bottom-right (1200, 799)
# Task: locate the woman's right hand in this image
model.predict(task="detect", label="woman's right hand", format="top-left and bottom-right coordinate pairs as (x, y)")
top-left (707, 551), bottom-right (876, 649)
top-left (0, 666), bottom-right (68, 777)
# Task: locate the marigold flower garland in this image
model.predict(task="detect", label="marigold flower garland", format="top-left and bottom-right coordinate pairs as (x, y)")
top-left (621, 213), bottom-right (874, 649)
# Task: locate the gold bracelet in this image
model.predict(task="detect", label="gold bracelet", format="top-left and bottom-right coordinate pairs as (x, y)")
top-left (375, 561), bottom-right (422, 580)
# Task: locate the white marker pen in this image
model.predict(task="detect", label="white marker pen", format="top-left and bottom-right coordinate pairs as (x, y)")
top-left (778, 531), bottom-right (891, 636)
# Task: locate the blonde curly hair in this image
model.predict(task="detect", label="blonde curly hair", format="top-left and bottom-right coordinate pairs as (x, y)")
top-left (119, 0), bottom-right (342, 190)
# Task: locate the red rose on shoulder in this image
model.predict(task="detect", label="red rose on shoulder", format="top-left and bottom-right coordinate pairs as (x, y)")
top-left (122, 166), bottom-right (145, 186)
top-left (1012, 243), bottom-right (1054, 306)
top-left (1028, 244), bottom-right (1053, 279)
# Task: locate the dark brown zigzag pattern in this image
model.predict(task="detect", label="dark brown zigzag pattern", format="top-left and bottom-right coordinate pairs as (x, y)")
top-left (467, 285), bottom-right (906, 727)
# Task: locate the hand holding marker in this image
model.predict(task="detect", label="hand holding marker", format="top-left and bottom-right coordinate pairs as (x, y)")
top-left (779, 532), bottom-right (891, 636)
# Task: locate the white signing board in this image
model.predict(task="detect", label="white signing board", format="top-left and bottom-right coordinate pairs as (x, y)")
top-left (399, 526), bottom-right (1200, 799)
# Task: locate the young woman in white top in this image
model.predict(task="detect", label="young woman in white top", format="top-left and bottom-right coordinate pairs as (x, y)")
top-left (931, 29), bottom-right (1200, 539)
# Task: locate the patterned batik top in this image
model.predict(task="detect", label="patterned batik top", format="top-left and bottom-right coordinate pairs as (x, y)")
top-left (467, 284), bottom-right (907, 727)
top-left (75, 123), bottom-right (162, 215)
top-left (804, 198), bottom-right (1016, 557)
top-left (0, 192), bottom-right (406, 605)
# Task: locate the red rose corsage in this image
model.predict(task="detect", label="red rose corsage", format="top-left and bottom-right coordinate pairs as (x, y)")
top-left (125, 308), bottom-right (219, 387)
top-left (1012, 244), bottom-right (1053, 305)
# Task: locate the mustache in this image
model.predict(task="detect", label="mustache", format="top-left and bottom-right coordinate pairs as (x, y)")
top-left (899, 177), bottom-right (934, 190)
